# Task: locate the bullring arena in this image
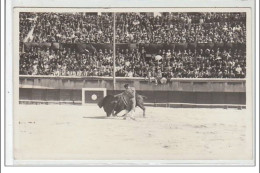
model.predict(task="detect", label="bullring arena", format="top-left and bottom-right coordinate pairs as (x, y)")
top-left (15, 70), bottom-right (251, 161)
top-left (14, 10), bottom-right (253, 162)
top-left (14, 104), bottom-right (252, 160)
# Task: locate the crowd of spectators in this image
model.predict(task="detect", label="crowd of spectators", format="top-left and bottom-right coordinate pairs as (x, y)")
top-left (115, 47), bottom-right (246, 82)
top-left (20, 12), bottom-right (246, 44)
top-left (20, 46), bottom-right (246, 81)
top-left (19, 13), bottom-right (37, 42)
top-left (19, 12), bottom-right (247, 80)
top-left (116, 12), bottom-right (246, 44)
top-left (20, 12), bottom-right (113, 43)
top-left (20, 47), bottom-right (113, 76)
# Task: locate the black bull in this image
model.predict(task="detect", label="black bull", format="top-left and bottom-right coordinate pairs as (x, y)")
top-left (98, 94), bottom-right (146, 117)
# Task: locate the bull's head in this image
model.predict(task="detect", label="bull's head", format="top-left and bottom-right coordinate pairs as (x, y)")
top-left (111, 100), bottom-right (118, 109)
top-left (97, 98), bottom-right (104, 108)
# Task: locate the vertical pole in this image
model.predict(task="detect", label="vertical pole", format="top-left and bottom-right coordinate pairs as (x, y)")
top-left (113, 12), bottom-right (116, 90)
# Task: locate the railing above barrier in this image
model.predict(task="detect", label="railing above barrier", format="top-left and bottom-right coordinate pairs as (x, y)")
top-left (19, 75), bottom-right (246, 82)
top-left (19, 75), bottom-right (246, 92)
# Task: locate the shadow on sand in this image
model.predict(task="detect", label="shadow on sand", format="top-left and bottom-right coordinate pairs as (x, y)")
top-left (82, 116), bottom-right (124, 120)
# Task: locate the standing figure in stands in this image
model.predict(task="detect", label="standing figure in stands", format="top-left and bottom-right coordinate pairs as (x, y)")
top-left (123, 84), bottom-right (136, 120)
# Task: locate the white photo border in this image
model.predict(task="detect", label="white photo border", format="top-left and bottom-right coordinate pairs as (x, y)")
top-left (4, 0), bottom-right (257, 167)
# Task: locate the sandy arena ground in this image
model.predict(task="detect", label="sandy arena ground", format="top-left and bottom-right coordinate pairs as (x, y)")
top-left (14, 105), bottom-right (253, 160)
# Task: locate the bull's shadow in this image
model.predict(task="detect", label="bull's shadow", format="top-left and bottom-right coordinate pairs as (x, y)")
top-left (82, 116), bottom-right (124, 120)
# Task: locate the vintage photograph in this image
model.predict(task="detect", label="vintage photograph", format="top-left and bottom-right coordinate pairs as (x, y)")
top-left (12, 8), bottom-right (253, 163)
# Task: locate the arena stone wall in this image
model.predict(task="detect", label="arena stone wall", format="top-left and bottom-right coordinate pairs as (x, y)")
top-left (19, 75), bottom-right (246, 108)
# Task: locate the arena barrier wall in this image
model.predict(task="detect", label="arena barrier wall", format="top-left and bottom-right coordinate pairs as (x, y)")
top-left (19, 75), bottom-right (246, 108)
